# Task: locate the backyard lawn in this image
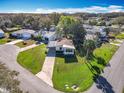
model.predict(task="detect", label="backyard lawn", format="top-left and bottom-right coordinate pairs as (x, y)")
top-left (15, 40), bottom-right (36, 48)
top-left (52, 43), bottom-right (118, 92)
top-left (17, 44), bottom-right (47, 74)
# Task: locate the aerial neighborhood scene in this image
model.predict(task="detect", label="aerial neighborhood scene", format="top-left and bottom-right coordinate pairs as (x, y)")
top-left (0, 0), bottom-right (124, 93)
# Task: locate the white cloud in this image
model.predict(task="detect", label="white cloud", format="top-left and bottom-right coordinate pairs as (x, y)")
top-left (108, 5), bottom-right (123, 9)
top-left (5, 5), bottom-right (124, 13)
top-left (107, 5), bottom-right (124, 12)
top-left (35, 5), bottom-right (124, 13)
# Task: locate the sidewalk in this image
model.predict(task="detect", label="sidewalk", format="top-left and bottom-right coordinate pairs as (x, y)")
top-left (36, 48), bottom-right (56, 87)
top-left (20, 43), bottom-right (43, 52)
top-left (110, 42), bottom-right (121, 46)
top-left (116, 39), bottom-right (123, 43)
top-left (6, 39), bottom-right (23, 45)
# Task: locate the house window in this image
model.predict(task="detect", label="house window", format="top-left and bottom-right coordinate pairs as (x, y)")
top-left (45, 37), bottom-right (49, 41)
top-left (60, 47), bottom-right (62, 50)
top-left (66, 49), bottom-right (73, 52)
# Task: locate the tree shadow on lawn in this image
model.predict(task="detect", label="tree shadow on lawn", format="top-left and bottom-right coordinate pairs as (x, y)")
top-left (95, 57), bottom-right (111, 68)
top-left (96, 57), bottom-right (108, 66)
top-left (92, 65), bottom-right (102, 74)
top-left (85, 62), bottom-right (114, 93)
top-left (85, 62), bottom-right (102, 74)
top-left (56, 54), bottom-right (78, 63)
top-left (64, 54), bottom-right (78, 63)
top-left (93, 74), bottom-right (115, 93)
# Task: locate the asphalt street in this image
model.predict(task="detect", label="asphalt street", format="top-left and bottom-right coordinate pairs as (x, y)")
top-left (86, 42), bottom-right (124, 93)
top-left (0, 44), bottom-right (60, 93)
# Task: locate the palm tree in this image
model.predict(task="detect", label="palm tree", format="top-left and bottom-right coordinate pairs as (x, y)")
top-left (83, 40), bottom-right (96, 60)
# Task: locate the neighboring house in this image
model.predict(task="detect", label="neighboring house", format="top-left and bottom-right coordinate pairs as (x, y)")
top-left (111, 25), bottom-right (120, 29)
top-left (85, 34), bottom-right (97, 40)
top-left (49, 25), bottom-right (56, 32)
top-left (83, 24), bottom-right (108, 42)
top-left (42, 31), bottom-right (56, 43)
top-left (98, 27), bottom-right (109, 42)
top-left (47, 38), bottom-right (75, 55)
top-left (0, 29), bottom-right (4, 38)
top-left (83, 24), bottom-right (100, 34)
top-left (83, 24), bottom-right (100, 40)
top-left (99, 27), bottom-right (107, 37)
top-left (11, 29), bottom-right (35, 40)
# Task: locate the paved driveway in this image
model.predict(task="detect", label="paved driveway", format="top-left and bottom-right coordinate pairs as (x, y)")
top-left (36, 48), bottom-right (56, 87)
top-left (0, 45), bottom-right (60, 93)
top-left (86, 42), bottom-right (124, 93)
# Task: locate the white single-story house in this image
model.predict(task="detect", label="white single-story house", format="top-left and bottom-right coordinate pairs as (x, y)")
top-left (0, 29), bottom-right (4, 38)
top-left (42, 31), bottom-right (56, 43)
top-left (11, 29), bottom-right (35, 40)
top-left (49, 25), bottom-right (56, 32)
top-left (47, 38), bottom-right (75, 55)
top-left (99, 28), bottom-right (106, 37)
top-left (85, 34), bottom-right (97, 40)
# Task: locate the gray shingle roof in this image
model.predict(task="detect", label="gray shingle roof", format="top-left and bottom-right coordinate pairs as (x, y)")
top-left (47, 38), bottom-right (75, 49)
top-left (12, 29), bottom-right (35, 34)
top-left (42, 31), bottom-right (56, 38)
top-left (0, 29), bottom-right (4, 33)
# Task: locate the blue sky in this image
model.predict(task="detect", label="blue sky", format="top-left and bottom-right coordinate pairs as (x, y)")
top-left (0, 0), bottom-right (124, 13)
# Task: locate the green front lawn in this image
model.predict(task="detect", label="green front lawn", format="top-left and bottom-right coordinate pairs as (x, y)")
top-left (52, 44), bottom-right (118, 92)
top-left (0, 38), bottom-right (14, 44)
top-left (116, 33), bottom-right (124, 39)
top-left (17, 44), bottom-right (47, 74)
top-left (15, 40), bottom-right (36, 48)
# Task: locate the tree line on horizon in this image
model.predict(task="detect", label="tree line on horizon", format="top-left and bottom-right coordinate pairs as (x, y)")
top-left (0, 12), bottom-right (124, 30)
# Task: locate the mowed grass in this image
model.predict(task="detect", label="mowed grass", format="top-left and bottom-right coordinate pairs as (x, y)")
top-left (52, 44), bottom-right (118, 92)
top-left (15, 40), bottom-right (36, 48)
top-left (0, 38), bottom-right (14, 44)
top-left (17, 44), bottom-right (47, 74)
top-left (116, 33), bottom-right (124, 39)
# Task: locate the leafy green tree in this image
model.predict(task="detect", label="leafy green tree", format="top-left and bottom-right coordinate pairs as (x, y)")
top-left (57, 16), bottom-right (86, 51)
top-left (73, 25), bottom-right (86, 45)
top-left (112, 16), bottom-right (124, 32)
top-left (104, 27), bottom-right (110, 35)
top-left (56, 27), bottom-right (64, 39)
top-left (49, 13), bottom-right (61, 25)
top-left (57, 16), bottom-right (86, 40)
top-left (40, 17), bottom-right (52, 31)
top-left (57, 16), bottom-right (79, 37)
top-left (97, 21), bottom-right (106, 26)
top-left (112, 16), bottom-right (124, 26)
top-left (89, 20), bottom-right (97, 26)
top-left (11, 14), bottom-right (25, 27)
top-left (34, 34), bottom-right (42, 41)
